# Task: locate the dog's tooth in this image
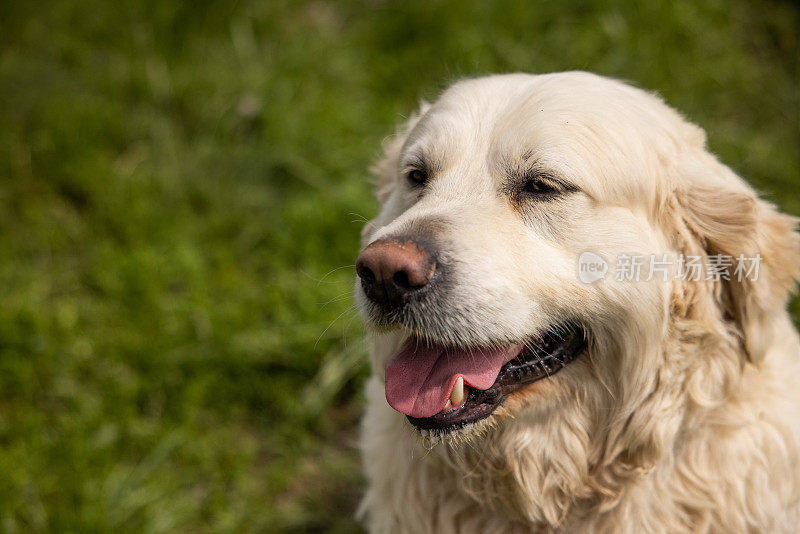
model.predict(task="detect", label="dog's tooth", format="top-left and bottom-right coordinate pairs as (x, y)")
top-left (450, 376), bottom-right (465, 406)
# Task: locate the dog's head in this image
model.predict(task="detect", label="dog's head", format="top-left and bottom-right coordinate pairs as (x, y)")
top-left (355, 72), bottom-right (799, 523)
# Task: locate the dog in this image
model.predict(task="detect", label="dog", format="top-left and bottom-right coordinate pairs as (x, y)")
top-left (353, 72), bottom-right (800, 533)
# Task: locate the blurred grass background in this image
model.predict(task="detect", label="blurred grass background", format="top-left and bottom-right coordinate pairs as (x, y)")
top-left (0, 0), bottom-right (797, 531)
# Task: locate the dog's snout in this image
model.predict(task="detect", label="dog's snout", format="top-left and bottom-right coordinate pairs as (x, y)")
top-left (356, 238), bottom-right (436, 308)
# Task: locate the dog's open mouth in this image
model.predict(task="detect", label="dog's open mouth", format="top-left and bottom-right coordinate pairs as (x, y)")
top-left (385, 323), bottom-right (587, 432)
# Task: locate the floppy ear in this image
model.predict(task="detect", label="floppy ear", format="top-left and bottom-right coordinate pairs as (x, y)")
top-left (673, 158), bottom-right (800, 364)
top-left (360, 102), bottom-right (430, 247)
top-left (598, 158), bottom-right (800, 492)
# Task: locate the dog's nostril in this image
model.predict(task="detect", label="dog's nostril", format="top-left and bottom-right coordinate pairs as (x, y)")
top-left (358, 265), bottom-right (376, 284)
top-left (392, 270), bottom-right (411, 289)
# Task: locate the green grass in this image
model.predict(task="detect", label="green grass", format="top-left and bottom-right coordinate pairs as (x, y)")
top-left (0, 0), bottom-right (797, 531)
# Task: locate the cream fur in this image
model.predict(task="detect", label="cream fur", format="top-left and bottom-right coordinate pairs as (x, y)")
top-left (355, 72), bottom-right (800, 533)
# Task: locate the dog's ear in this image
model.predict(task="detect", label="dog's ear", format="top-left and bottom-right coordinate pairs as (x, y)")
top-left (360, 102), bottom-right (430, 248)
top-left (601, 159), bottom-right (800, 488)
top-left (672, 157), bottom-right (800, 364)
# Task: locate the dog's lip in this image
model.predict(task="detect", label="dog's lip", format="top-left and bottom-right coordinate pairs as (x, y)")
top-left (405, 323), bottom-right (588, 432)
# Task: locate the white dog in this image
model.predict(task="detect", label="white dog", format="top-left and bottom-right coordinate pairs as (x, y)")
top-left (354, 72), bottom-right (800, 533)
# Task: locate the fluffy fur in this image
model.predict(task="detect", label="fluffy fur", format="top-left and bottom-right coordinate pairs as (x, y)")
top-left (354, 72), bottom-right (800, 533)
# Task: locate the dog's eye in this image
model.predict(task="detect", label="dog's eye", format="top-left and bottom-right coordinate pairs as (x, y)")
top-left (407, 169), bottom-right (428, 186)
top-left (520, 178), bottom-right (558, 197)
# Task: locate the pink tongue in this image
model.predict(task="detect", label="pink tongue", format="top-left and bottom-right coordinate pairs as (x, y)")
top-left (385, 338), bottom-right (522, 418)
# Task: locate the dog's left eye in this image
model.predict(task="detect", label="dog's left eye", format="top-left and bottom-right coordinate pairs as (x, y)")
top-left (407, 169), bottom-right (428, 187)
top-left (520, 178), bottom-right (558, 197)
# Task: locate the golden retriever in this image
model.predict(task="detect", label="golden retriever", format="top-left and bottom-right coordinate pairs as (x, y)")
top-left (353, 72), bottom-right (800, 533)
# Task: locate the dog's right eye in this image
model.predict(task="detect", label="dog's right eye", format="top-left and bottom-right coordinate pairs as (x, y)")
top-left (407, 169), bottom-right (428, 187)
top-left (513, 172), bottom-right (575, 202)
top-left (520, 178), bottom-right (558, 196)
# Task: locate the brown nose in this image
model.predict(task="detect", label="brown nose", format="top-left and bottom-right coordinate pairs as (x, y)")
top-left (356, 238), bottom-right (437, 309)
